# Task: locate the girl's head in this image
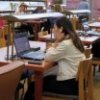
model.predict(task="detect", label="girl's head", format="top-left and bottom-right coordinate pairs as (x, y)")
top-left (52, 16), bottom-right (84, 53)
top-left (53, 16), bottom-right (74, 36)
top-left (19, 3), bottom-right (27, 12)
top-left (52, 4), bottom-right (63, 12)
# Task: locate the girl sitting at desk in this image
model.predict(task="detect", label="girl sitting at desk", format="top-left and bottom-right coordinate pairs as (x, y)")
top-left (24, 17), bottom-right (85, 100)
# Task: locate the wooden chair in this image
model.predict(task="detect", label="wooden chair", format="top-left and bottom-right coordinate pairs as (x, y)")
top-left (0, 61), bottom-right (24, 100)
top-left (91, 39), bottom-right (100, 75)
top-left (0, 27), bottom-right (6, 47)
top-left (84, 46), bottom-right (92, 58)
top-left (43, 58), bottom-right (93, 100)
top-left (4, 24), bottom-right (13, 45)
top-left (92, 58), bottom-right (100, 76)
top-left (70, 16), bottom-right (78, 31)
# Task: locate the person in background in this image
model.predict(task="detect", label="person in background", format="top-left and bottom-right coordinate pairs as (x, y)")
top-left (24, 17), bottom-right (85, 100)
top-left (32, 6), bottom-right (45, 13)
top-left (52, 4), bottom-right (63, 12)
top-left (32, 6), bottom-right (51, 34)
top-left (50, 4), bottom-right (73, 26)
top-left (0, 16), bottom-right (5, 28)
top-left (77, 0), bottom-right (90, 22)
top-left (15, 3), bottom-right (27, 14)
top-left (15, 3), bottom-right (34, 40)
top-left (46, 4), bottom-right (64, 33)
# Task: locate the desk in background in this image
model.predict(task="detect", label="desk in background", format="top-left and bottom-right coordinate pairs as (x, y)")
top-left (38, 33), bottom-right (99, 46)
top-left (69, 9), bottom-right (91, 15)
top-left (89, 22), bottom-right (100, 29)
top-left (80, 36), bottom-right (99, 45)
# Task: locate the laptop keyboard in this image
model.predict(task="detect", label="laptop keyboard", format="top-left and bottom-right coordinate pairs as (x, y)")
top-left (23, 51), bottom-right (45, 60)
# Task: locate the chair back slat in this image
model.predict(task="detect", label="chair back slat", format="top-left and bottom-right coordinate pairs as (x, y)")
top-left (77, 58), bottom-right (93, 100)
top-left (84, 46), bottom-right (92, 58)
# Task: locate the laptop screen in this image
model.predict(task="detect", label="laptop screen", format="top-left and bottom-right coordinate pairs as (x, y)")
top-left (14, 33), bottom-right (30, 54)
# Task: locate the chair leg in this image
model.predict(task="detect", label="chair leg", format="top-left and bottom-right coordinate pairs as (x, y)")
top-left (20, 75), bottom-right (33, 100)
top-left (15, 82), bottom-right (24, 100)
top-left (20, 88), bottom-right (24, 100)
top-left (27, 76), bottom-right (32, 85)
top-left (93, 64), bottom-right (97, 76)
top-left (20, 79), bottom-right (27, 100)
top-left (99, 65), bottom-right (100, 72)
top-left (15, 90), bottom-right (19, 100)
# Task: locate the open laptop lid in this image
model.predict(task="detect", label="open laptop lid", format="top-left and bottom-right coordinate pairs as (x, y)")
top-left (14, 31), bottom-right (30, 55)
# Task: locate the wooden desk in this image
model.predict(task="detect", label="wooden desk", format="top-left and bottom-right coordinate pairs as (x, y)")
top-left (38, 34), bottom-right (99, 46)
top-left (69, 9), bottom-right (91, 15)
top-left (89, 22), bottom-right (100, 29)
top-left (0, 41), bottom-right (47, 100)
top-left (25, 60), bottom-right (54, 100)
top-left (80, 36), bottom-right (99, 45)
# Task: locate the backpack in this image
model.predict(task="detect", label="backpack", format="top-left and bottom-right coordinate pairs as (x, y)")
top-left (23, 82), bottom-right (34, 100)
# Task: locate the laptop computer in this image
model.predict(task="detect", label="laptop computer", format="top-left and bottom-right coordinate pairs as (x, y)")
top-left (81, 19), bottom-right (100, 36)
top-left (14, 32), bottom-right (45, 61)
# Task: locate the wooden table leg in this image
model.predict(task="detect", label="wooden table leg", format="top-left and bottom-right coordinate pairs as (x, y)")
top-left (34, 71), bottom-right (43, 100)
top-left (34, 23), bottom-right (41, 40)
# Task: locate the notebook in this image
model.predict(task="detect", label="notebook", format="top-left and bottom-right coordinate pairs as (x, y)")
top-left (14, 32), bottom-right (45, 61)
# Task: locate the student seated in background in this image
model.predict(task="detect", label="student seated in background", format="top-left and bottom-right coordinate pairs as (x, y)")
top-left (32, 6), bottom-right (51, 33)
top-left (32, 6), bottom-right (45, 13)
top-left (15, 3), bottom-right (34, 39)
top-left (77, 0), bottom-right (90, 23)
top-left (24, 17), bottom-right (85, 100)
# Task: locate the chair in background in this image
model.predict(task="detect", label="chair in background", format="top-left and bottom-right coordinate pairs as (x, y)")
top-left (84, 45), bottom-right (92, 58)
top-left (70, 17), bottom-right (79, 31)
top-left (0, 27), bottom-right (6, 47)
top-left (43, 58), bottom-right (93, 100)
top-left (91, 39), bottom-right (100, 76)
top-left (0, 24), bottom-right (13, 48)
top-left (92, 59), bottom-right (100, 76)
top-left (0, 61), bottom-right (24, 100)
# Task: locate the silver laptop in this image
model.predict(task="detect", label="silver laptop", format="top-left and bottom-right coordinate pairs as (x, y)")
top-left (14, 32), bottom-right (44, 61)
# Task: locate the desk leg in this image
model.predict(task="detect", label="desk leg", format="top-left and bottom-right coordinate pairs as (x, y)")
top-left (34, 71), bottom-right (43, 100)
top-left (34, 23), bottom-right (41, 40)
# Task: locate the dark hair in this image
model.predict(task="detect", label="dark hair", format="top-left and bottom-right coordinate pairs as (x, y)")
top-left (55, 16), bottom-right (84, 53)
